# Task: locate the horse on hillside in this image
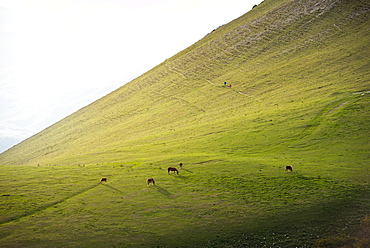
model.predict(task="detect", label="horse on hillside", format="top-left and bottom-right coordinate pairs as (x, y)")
top-left (168, 167), bottom-right (179, 174)
top-left (285, 165), bottom-right (293, 172)
top-left (100, 177), bottom-right (107, 183)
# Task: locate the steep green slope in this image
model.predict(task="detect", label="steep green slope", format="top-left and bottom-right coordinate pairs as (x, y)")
top-left (0, 0), bottom-right (369, 247)
top-left (0, 0), bottom-right (368, 167)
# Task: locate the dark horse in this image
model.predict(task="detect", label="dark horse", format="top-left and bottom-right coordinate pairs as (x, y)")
top-left (285, 165), bottom-right (293, 172)
top-left (168, 167), bottom-right (179, 174)
top-left (147, 178), bottom-right (155, 185)
top-left (100, 177), bottom-right (107, 182)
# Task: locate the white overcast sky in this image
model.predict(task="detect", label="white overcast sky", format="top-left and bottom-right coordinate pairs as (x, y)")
top-left (0, 0), bottom-right (263, 153)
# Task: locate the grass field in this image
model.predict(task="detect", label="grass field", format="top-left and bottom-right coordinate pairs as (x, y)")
top-left (0, 0), bottom-right (369, 247)
top-left (0, 151), bottom-right (369, 247)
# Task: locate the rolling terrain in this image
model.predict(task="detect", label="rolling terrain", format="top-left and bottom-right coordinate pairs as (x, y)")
top-left (0, 0), bottom-right (369, 247)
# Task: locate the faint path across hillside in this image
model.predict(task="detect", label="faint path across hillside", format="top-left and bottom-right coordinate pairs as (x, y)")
top-left (0, 183), bottom-right (101, 226)
top-left (166, 65), bottom-right (187, 79)
top-left (205, 79), bottom-right (254, 100)
top-left (237, 91), bottom-right (254, 99)
top-left (287, 90), bottom-right (370, 147)
top-left (170, 96), bottom-right (206, 112)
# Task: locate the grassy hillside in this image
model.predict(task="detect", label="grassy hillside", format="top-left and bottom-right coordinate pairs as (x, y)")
top-left (0, 0), bottom-right (369, 247)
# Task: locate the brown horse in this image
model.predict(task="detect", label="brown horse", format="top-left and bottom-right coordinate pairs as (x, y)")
top-left (179, 163), bottom-right (183, 168)
top-left (147, 178), bottom-right (155, 185)
top-left (168, 167), bottom-right (179, 174)
top-left (100, 177), bottom-right (107, 182)
top-left (285, 165), bottom-right (293, 172)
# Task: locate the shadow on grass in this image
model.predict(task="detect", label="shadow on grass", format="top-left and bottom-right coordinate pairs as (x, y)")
top-left (153, 185), bottom-right (174, 198)
top-left (147, 185), bottom-right (370, 248)
top-left (209, 186), bottom-right (370, 248)
top-left (101, 183), bottom-right (124, 194)
top-left (168, 172), bottom-right (188, 179)
top-left (0, 183), bottom-right (99, 225)
top-left (181, 168), bottom-right (193, 173)
top-left (177, 175), bottom-right (188, 180)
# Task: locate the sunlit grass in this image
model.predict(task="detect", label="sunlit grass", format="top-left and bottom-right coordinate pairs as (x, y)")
top-left (0, 0), bottom-right (369, 246)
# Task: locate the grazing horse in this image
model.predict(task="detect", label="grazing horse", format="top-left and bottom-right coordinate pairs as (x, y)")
top-left (179, 163), bottom-right (183, 168)
top-left (100, 177), bottom-right (107, 183)
top-left (168, 167), bottom-right (179, 174)
top-left (147, 178), bottom-right (155, 186)
top-left (285, 165), bottom-right (293, 172)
